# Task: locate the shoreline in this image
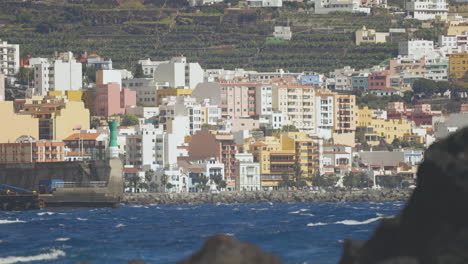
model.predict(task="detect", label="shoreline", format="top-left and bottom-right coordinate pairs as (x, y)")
top-left (122, 189), bottom-right (412, 205)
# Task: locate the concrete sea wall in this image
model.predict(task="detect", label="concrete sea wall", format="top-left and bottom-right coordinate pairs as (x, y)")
top-left (123, 189), bottom-right (412, 205)
top-left (0, 161), bottom-right (111, 191)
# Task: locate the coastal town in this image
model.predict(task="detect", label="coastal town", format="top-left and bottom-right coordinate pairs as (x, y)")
top-left (1, 0), bottom-right (468, 195)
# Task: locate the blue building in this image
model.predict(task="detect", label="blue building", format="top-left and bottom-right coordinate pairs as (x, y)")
top-left (299, 74), bottom-right (322, 86)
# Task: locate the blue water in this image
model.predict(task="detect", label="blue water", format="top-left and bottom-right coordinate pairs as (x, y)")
top-left (0, 201), bottom-right (404, 264)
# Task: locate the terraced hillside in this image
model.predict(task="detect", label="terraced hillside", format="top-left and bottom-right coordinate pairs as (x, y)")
top-left (0, 1), bottom-right (418, 73)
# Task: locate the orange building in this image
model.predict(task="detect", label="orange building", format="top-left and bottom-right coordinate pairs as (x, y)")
top-left (0, 141), bottom-right (65, 163)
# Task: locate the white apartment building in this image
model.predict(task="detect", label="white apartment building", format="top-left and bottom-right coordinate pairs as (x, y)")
top-left (201, 99), bottom-right (221, 126)
top-left (0, 40), bottom-right (19, 76)
top-left (125, 124), bottom-right (166, 170)
top-left (33, 52), bottom-right (82, 96)
top-left (315, 0), bottom-right (370, 14)
top-left (188, 0), bottom-right (223, 6)
top-left (315, 91), bottom-right (335, 140)
top-left (97, 69), bottom-right (122, 86)
top-left (398, 40), bottom-right (434, 59)
top-left (255, 84), bottom-right (273, 116)
top-left (125, 106), bottom-right (160, 120)
top-left (0, 73), bottom-right (4, 101)
top-left (235, 153), bottom-right (261, 191)
top-left (204, 68), bottom-right (255, 82)
top-left (328, 66), bottom-right (355, 91)
top-left (159, 96), bottom-right (203, 135)
top-left (154, 56), bottom-right (204, 89)
top-left (123, 78), bottom-right (165, 106)
top-left (273, 26), bottom-right (292, 40)
top-left (426, 57), bottom-right (449, 81)
top-left (247, 0), bottom-right (283, 7)
top-left (405, 0), bottom-right (448, 20)
top-left (269, 112), bottom-right (285, 129)
top-left (138, 58), bottom-right (169, 77)
top-left (272, 85), bottom-right (316, 135)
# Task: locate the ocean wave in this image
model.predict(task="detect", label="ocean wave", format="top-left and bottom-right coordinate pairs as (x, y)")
top-left (0, 219), bottom-right (26, 224)
top-left (289, 209), bottom-right (309, 214)
top-left (334, 217), bottom-right (383, 226)
top-left (77, 218), bottom-right (88, 221)
top-left (306, 222), bottom-right (328, 227)
top-left (299, 213), bottom-right (315, 217)
top-left (55, 238), bottom-right (70, 242)
top-left (115, 224), bottom-right (126, 228)
top-left (0, 249), bottom-right (66, 264)
top-left (224, 233), bottom-right (235, 236)
top-left (37, 212), bottom-right (55, 216)
top-left (250, 208), bottom-right (268, 211)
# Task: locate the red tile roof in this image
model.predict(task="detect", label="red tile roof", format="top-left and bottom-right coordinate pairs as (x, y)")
top-left (63, 133), bottom-right (101, 141)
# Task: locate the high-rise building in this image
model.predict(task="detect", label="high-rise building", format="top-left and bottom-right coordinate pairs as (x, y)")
top-left (0, 73), bottom-right (4, 101)
top-left (154, 56), bottom-right (204, 89)
top-left (0, 39), bottom-right (20, 76)
top-left (405, 0), bottom-right (448, 20)
top-left (33, 52), bottom-right (82, 96)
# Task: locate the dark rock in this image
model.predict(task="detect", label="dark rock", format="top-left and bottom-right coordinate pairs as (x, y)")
top-left (340, 127), bottom-right (468, 264)
top-left (177, 234), bottom-right (283, 264)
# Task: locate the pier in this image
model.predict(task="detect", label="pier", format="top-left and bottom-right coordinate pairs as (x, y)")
top-left (0, 184), bottom-right (41, 211)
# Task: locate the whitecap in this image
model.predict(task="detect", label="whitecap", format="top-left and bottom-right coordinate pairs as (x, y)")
top-left (225, 233), bottom-right (235, 236)
top-left (55, 238), bottom-right (70, 242)
top-left (0, 219), bottom-right (26, 224)
top-left (288, 209), bottom-right (308, 214)
top-left (250, 208), bottom-right (268, 211)
top-left (337, 240), bottom-right (344, 243)
top-left (300, 213), bottom-right (315, 217)
top-left (76, 218), bottom-right (88, 221)
top-left (307, 222), bottom-right (328, 227)
top-left (0, 249), bottom-right (66, 264)
top-left (37, 212), bottom-right (55, 216)
top-left (115, 224), bottom-right (126, 228)
top-left (334, 217), bottom-right (383, 226)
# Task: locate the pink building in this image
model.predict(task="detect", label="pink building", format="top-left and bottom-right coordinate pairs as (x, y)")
top-left (219, 83), bottom-right (253, 120)
top-left (386, 102), bottom-right (406, 113)
top-left (368, 71), bottom-right (390, 90)
top-left (95, 82), bottom-right (136, 117)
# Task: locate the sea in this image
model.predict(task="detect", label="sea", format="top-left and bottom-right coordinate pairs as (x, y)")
top-left (0, 201), bottom-right (404, 264)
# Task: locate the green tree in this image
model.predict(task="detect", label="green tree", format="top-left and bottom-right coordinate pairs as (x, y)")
top-left (83, 65), bottom-right (96, 84)
top-left (90, 118), bottom-right (101, 129)
top-left (128, 175), bottom-right (141, 192)
top-left (15, 67), bottom-right (34, 86)
top-left (160, 174), bottom-right (169, 193)
top-left (210, 173), bottom-right (226, 190)
top-left (121, 114), bottom-right (139, 126)
top-left (292, 161), bottom-right (307, 188)
top-left (412, 78), bottom-right (437, 98)
top-left (343, 172), bottom-right (372, 189)
top-left (313, 173), bottom-right (339, 188)
top-left (134, 64), bottom-right (145, 78)
top-left (192, 175), bottom-right (209, 192)
top-left (279, 173), bottom-right (295, 189)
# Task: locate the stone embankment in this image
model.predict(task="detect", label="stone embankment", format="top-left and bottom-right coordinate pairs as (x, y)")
top-left (123, 189), bottom-right (411, 205)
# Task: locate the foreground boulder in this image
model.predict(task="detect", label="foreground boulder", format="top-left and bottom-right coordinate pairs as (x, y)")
top-left (340, 127), bottom-right (468, 263)
top-left (178, 234), bottom-right (283, 264)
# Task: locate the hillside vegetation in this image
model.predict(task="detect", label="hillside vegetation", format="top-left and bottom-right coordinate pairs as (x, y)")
top-left (0, 0), bottom-right (419, 73)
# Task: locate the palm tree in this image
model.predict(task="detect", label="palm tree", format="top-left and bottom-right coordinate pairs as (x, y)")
top-left (160, 174), bottom-right (168, 193)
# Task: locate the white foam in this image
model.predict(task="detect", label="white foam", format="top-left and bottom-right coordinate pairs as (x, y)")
top-left (55, 238), bottom-right (70, 242)
top-left (0, 219), bottom-right (26, 224)
top-left (225, 233), bottom-right (235, 236)
top-left (289, 209), bottom-right (309, 214)
top-left (250, 208), bottom-right (268, 211)
top-left (37, 212), bottom-right (55, 216)
top-left (0, 249), bottom-right (66, 264)
top-left (334, 217), bottom-right (383, 226)
top-left (115, 224), bottom-right (126, 228)
top-left (300, 213), bottom-right (315, 217)
top-left (77, 218), bottom-right (88, 221)
top-left (307, 222), bottom-right (328, 227)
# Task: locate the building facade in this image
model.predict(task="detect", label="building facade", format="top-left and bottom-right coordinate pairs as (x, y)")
top-left (0, 39), bottom-right (20, 76)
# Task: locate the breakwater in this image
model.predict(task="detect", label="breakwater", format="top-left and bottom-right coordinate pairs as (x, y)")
top-left (123, 189), bottom-right (412, 205)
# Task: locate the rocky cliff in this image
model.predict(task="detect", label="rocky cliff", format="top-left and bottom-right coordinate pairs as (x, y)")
top-left (339, 127), bottom-right (468, 263)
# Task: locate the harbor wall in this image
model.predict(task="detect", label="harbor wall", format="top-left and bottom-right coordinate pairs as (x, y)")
top-left (0, 161), bottom-right (112, 191)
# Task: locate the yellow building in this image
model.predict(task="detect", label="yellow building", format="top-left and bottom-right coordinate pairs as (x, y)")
top-left (157, 89), bottom-right (192, 105)
top-left (356, 107), bottom-right (412, 145)
top-left (333, 94), bottom-right (356, 147)
top-left (48, 90), bottom-right (95, 114)
top-left (0, 101), bottom-right (39, 143)
top-left (13, 96), bottom-right (90, 141)
top-left (449, 52), bottom-right (468, 80)
top-left (249, 132), bottom-right (321, 189)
